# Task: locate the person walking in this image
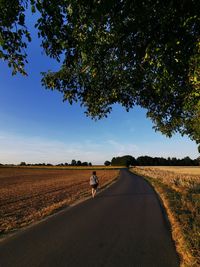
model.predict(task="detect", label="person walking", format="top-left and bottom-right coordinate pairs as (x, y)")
top-left (89, 171), bottom-right (99, 198)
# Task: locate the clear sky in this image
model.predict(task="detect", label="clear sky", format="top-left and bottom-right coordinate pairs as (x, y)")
top-left (0, 13), bottom-right (199, 165)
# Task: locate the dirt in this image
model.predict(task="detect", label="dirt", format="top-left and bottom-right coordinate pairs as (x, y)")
top-left (0, 167), bottom-right (119, 235)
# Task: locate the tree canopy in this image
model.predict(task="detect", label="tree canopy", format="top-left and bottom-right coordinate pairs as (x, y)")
top-left (111, 155), bottom-right (136, 167)
top-left (1, 0), bottom-right (200, 148)
top-left (110, 155), bottom-right (199, 166)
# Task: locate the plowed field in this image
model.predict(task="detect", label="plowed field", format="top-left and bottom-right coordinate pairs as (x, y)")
top-left (0, 167), bottom-right (119, 235)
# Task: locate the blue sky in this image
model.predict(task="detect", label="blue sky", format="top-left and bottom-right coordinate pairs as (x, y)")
top-left (0, 13), bottom-right (199, 164)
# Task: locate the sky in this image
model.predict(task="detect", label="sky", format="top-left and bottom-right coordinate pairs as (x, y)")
top-left (0, 12), bottom-right (199, 165)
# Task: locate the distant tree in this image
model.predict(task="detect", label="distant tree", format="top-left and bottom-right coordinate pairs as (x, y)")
top-left (154, 157), bottom-right (168, 166)
top-left (130, 157), bottom-right (137, 166)
top-left (111, 157), bottom-right (120, 166)
top-left (180, 156), bottom-right (193, 166)
top-left (20, 162), bottom-right (26, 166)
top-left (167, 157), bottom-right (172, 166)
top-left (192, 158), bottom-right (198, 166)
top-left (137, 156), bottom-right (154, 166)
top-left (56, 163), bottom-right (64, 166)
top-left (111, 155), bottom-right (135, 167)
top-left (77, 160), bottom-right (82, 166)
top-left (111, 155), bottom-right (199, 166)
top-left (81, 162), bottom-right (88, 166)
top-left (88, 162), bottom-right (92, 166)
top-left (111, 157), bottom-right (117, 166)
top-left (104, 161), bottom-right (111, 166)
top-left (197, 157), bottom-right (200, 166)
top-left (171, 157), bottom-right (178, 166)
top-left (71, 159), bottom-right (76, 166)
top-left (64, 162), bottom-right (69, 166)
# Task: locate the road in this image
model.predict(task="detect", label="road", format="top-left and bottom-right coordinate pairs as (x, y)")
top-left (0, 169), bottom-right (179, 267)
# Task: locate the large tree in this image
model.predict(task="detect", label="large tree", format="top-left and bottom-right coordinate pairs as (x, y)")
top-left (1, 0), bottom-right (200, 148)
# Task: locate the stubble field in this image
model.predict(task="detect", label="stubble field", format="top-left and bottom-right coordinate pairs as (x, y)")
top-left (143, 166), bottom-right (200, 175)
top-left (0, 167), bottom-right (119, 237)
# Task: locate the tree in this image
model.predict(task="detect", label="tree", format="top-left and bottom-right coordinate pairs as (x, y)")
top-left (197, 157), bottom-right (200, 166)
top-left (137, 156), bottom-right (151, 166)
top-left (180, 156), bottom-right (193, 166)
top-left (71, 159), bottom-right (76, 166)
top-left (76, 160), bottom-right (82, 166)
top-left (81, 162), bottom-right (88, 166)
top-left (1, 1), bottom-right (200, 148)
top-left (19, 161), bottom-right (26, 166)
top-left (111, 155), bottom-right (135, 167)
top-left (104, 160), bottom-right (111, 166)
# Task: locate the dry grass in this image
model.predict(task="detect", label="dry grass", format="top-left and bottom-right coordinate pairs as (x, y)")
top-left (146, 166), bottom-right (200, 175)
top-left (131, 166), bottom-right (200, 267)
top-left (0, 167), bottom-right (119, 236)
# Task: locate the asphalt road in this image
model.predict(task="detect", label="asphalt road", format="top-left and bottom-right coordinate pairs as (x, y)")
top-left (0, 169), bottom-right (179, 267)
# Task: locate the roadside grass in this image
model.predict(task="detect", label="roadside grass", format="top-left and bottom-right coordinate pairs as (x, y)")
top-left (0, 168), bottom-right (119, 238)
top-left (131, 166), bottom-right (200, 267)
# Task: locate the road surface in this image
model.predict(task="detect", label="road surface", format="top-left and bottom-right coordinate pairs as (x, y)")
top-left (0, 169), bottom-right (179, 267)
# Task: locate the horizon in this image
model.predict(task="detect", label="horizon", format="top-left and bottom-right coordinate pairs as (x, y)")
top-left (0, 152), bottom-right (199, 166)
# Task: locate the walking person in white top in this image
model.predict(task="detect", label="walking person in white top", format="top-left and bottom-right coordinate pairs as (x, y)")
top-left (89, 171), bottom-right (99, 198)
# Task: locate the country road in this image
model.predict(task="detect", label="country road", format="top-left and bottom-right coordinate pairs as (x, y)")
top-left (0, 169), bottom-right (179, 267)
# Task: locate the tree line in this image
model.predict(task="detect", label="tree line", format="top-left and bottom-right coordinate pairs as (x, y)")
top-left (1, 156), bottom-right (199, 168)
top-left (105, 155), bottom-right (200, 167)
top-left (0, 160), bottom-right (92, 167)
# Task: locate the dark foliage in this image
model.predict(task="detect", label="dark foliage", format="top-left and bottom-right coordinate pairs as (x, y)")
top-left (0, 1), bottom-right (200, 149)
top-left (111, 155), bottom-right (200, 166)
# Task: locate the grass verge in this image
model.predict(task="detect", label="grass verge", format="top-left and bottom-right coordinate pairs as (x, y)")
top-left (131, 167), bottom-right (200, 267)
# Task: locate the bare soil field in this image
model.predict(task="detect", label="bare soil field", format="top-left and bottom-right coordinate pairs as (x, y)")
top-left (0, 167), bottom-right (119, 236)
top-left (132, 166), bottom-right (200, 267)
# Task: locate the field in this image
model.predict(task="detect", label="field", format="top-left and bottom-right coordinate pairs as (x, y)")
top-left (0, 167), bottom-right (119, 237)
top-left (144, 166), bottom-right (200, 175)
top-left (132, 166), bottom-right (200, 267)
